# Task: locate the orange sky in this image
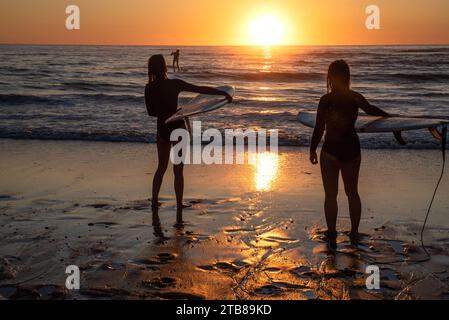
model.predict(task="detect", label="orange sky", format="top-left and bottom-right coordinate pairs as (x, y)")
top-left (1, 0), bottom-right (448, 45)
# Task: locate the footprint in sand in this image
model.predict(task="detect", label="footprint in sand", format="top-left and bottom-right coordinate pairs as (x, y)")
top-left (197, 265), bottom-right (216, 271)
top-left (254, 284), bottom-right (284, 296)
top-left (224, 227), bottom-right (257, 234)
top-left (141, 266), bottom-right (160, 271)
top-left (87, 203), bottom-right (110, 209)
top-left (263, 267), bottom-right (282, 273)
top-left (117, 200), bottom-right (151, 211)
top-left (0, 195), bottom-right (15, 201)
top-left (291, 265), bottom-right (312, 275)
top-left (184, 232), bottom-right (212, 245)
top-left (188, 199), bottom-right (203, 205)
top-left (214, 262), bottom-right (241, 272)
top-left (37, 285), bottom-right (65, 300)
top-left (0, 286), bottom-right (52, 300)
top-left (0, 286), bottom-right (17, 299)
top-left (102, 262), bottom-right (125, 271)
top-left (254, 281), bottom-right (314, 299)
top-left (271, 281), bottom-right (308, 290)
top-left (128, 258), bottom-right (161, 271)
top-left (87, 221), bottom-right (119, 228)
top-left (131, 253), bottom-right (177, 267)
top-left (198, 260), bottom-right (250, 273)
top-left (155, 253), bottom-right (177, 264)
top-left (142, 277), bottom-right (177, 289)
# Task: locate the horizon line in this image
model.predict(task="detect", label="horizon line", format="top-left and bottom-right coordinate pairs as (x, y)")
top-left (1, 42), bottom-right (448, 47)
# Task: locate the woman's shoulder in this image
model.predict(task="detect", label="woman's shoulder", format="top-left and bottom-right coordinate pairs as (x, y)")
top-left (166, 78), bottom-right (188, 89)
top-left (349, 89), bottom-right (365, 100)
top-left (164, 78), bottom-right (184, 84)
top-left (147, 78), bottom-right (179, 88)
top-left (319, 93), bottom-right (332, 104)
top-left (348, 90), bottom-right (369, 106)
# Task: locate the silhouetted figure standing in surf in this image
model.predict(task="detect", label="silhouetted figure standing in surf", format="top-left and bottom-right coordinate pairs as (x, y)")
top-left (145, 54), bottom-right (232, 212)
top-left (171, 49), bottom-right (181, 72)
top-left (309, 60), bottom-right (390, 250)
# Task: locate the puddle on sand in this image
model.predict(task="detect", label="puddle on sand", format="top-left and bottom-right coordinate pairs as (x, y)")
top-left (0, 286), bottom-right (17, 299)
top-left (198, 260), bottom-right (250, 273)
top-left (263, 267), bottom-right (282, 273)
top-left (254, 284), bottom-right (284, 296)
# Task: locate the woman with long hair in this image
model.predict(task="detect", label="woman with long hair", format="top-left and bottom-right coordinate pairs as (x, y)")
top-left (145, 54), bottom-right (232, 211)
top-left (309, 60), bottom-right (390, 249)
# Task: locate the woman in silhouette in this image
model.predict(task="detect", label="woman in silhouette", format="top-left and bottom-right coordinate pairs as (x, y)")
top-left (310, 60), bottom-right (389, 249)
top-left (145, 54), bottom-right (232, 211)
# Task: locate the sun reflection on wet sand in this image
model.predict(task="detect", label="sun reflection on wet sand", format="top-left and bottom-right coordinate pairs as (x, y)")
top-left (253, 152), bottom-right (279, 191)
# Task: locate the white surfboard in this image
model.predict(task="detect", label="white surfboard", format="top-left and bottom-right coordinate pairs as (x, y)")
top-left (298, 111), bottom-right (449, 133)
top-left (165, 86), bottom-right (235, 124)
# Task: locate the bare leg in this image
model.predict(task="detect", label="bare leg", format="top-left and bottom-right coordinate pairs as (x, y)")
top-left (152, 136), bottom-right (171, 208)
top-left (341, 156), bottom-right (362, 239)
top-left (175, 207), bottom-right (184, 229)
top-left (320, 151), bottom-right (340, 234)
top-left (173, 163), bottom-right (184, 209)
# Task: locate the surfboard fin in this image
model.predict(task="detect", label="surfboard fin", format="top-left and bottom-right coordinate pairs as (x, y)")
top-left (429, 127), bottom-right (444, 141)
top-left (393, 131), bottom-right (407, 145)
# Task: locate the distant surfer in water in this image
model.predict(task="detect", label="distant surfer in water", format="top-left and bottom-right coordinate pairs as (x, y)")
top-left (309, 60), bottom-right (390, 249)
top-left (145, 54), bottom-right (232, 211)
top-left (171, 49), bottom-right (181, 72)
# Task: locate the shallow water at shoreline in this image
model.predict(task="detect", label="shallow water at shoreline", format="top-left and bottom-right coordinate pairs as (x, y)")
top-left (1, 45), bottom-right (448, 148)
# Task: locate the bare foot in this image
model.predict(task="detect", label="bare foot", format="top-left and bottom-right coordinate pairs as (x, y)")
top-left (178, 203), bottom-right (191, 209)
top-left (349, 231), bottom-right (360, 246)
top-left (324, 230), bottom-right (338, 251)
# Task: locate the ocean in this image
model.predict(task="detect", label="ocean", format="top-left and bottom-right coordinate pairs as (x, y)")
top-left (0, 45), bottom-right (448, 148)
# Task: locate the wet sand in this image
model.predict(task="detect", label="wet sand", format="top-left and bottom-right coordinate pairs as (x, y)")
top-left (0, 139), bottom-right (448, 300)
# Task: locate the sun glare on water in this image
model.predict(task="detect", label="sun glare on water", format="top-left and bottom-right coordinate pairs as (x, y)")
top-left (254, 152), bottom-right (279, 191)
top-left (248, 14), bottom-right (286, 46)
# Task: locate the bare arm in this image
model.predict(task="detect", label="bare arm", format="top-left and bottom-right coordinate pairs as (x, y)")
top-left (355, 92), bottom-right (389, 117)
top-left (309, 97), bottom-right (326, 164)
top-left (354, 91), bottom-right (408, 144)
top-left (178, 80), bottom-right (232, 102)
top-left (144, 84), bottom-right (152, 116)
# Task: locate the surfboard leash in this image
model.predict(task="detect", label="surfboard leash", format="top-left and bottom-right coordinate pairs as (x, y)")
top-left (420, 125), bottom-right (447, 257)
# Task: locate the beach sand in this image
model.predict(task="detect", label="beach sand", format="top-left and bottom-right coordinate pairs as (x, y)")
top-left (0, 139), bottom-right (448, 300)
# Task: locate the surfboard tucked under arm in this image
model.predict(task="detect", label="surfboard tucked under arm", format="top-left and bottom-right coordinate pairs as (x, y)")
top-left (297, 111), bottom-right (449, 144)
top-left (165, 86), bottom-right (235, 124)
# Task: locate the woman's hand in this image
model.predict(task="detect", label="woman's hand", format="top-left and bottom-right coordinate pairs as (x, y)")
top-left (310, 151), bottom-right (318, 165)
top-left (224, 93), bottom-right (233, 103)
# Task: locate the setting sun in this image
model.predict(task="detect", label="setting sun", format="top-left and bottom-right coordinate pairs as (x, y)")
top-left (248, 14), bottom-right (286, 46)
